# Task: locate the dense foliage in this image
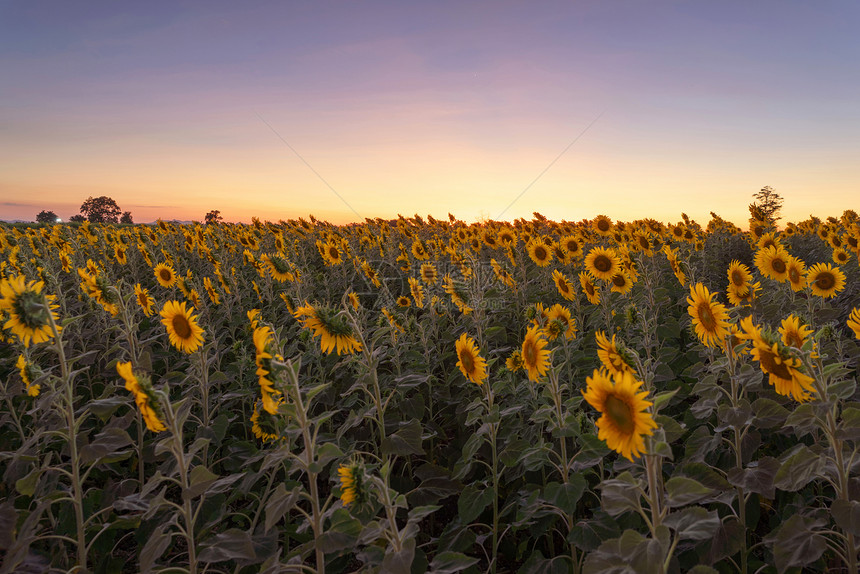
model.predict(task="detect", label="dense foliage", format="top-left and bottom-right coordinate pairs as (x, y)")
top-left (0, 210), bottom-right (858, 574)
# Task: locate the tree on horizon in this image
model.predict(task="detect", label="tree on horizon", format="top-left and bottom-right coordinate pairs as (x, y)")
top-left (80, 196), bottom-right (122, 224)
top-left (36, 210), bottom-right (59, 223)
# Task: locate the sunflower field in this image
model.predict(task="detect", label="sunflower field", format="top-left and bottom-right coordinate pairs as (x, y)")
top-left (1, 210), bottom-right (859, 574)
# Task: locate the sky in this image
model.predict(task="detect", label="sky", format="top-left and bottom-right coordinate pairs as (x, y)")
top-left (1, 1), bottom-right (859, 226)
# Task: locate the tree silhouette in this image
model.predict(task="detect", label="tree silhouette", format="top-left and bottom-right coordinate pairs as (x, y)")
top-left (80, 196), bottom-right (122, 224)
top-left (69, 215), bottom-right (86, 223)
top-left (751, 186), bottom-right (784, 225)
top-left (36, 210), bottom-right (59, 223)
top-left (120, 211), bottom-right (134, 224)
top-left (205, 210), bottom-right (223, 225)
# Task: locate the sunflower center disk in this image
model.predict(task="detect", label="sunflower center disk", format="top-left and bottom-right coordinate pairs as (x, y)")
top-left (731, 272), bottom-right (745, 287)
top-left (697, 302), bottom-right (716, 330)
top-left (460, 352), bottom-right (474, 374)
top-left (172, 315), bottom-right (193, 338)
top-left (759, 349), bottom-right (793, 380)
top-left (816, 274), bottom-right (835, 290)
top-left (523, 341), bottom-right (536, 365)
top-left (604, 395), bottom-right (635, 434)
top-left (771, 259), bottom-right (786, 274)
top-left (594, 256), bottom-right (611, 273)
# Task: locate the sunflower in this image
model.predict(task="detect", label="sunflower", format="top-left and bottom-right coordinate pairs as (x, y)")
top-left (754, 245), bottom-right (790, 282)
top-left (609, 271), bottom-right (633, 295)
top-left (17, 354), bottom-right (39, 397)
top-left (134, 284), bottom-right (155, 316)
top-left (396, 295), bottom-right (411, 308)
top-left (546, 304), bottom-right (577, 340)
top-left (560, 234), bottom-right (583, 258)
top-left (347, 291), bottom-right (361, 310)
top-left (527, 239), bottom-right (553, 267)
top-left (785, 257), bottom-right (807, 292)
top-left (254, 326), bottom-right (280, 414)
top-left (521, 325), bottom-right (550, 382)
top-left (203, 277), bottom-right (220, 305)
top-left (117, 362), bottom-right (166, 432)
top-left (505, 350), bottom-right (523, 372)
top-left (552, 269), bottom-right (576, 301)
top-left (595, 331), bottom-right (633, 375)
top-left (153, 263), bottom-right (177, 288)
top-left (749, 334), bottom-right (816, 402)
top-left (322, 242), bottom-right (343, 265)
top-left (779, 314), bottom-right (814, 353)
top-left (579, 271), bottom-right (600, 305)
top-left (411, 239), bottom-right (429, 260)
top-left (0, 276), bottom-right (60, 347)
top-left (408, 277), bottom-right (425, 308)
top-left (251, 400), bottom-right (284, 443)
top-left (337, 462), bottom-right (364, 507)
top-left (498, 229), bottom-right (517, 245)
top-left (584, 247), bottom-right (621, 281)
top-left (582, 369), bottom-right (657, 461)
top-left (262, 253), bottom-right (295, 282)
top-left (159, 300), bottom-right (205, 354)
top-left (727, 260), bottom-right (752, 289)
top-left (593, 215), bottom-right (614, 236)
top-left (455, 333), bottom-right (488, 385)
top-left (806, 263), bottom-right (846, 298)
top-left (293, 303), bottom-right (362, 355)
top-left (847, 307), bottom-right (860, 340)
top-left (832, 247), bottom-right (851, 265)
top-left (687, 283), bottom-right (730, 348)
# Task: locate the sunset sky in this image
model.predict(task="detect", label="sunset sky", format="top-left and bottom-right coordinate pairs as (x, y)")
top-left (2, 1), bottom-right (858, 226)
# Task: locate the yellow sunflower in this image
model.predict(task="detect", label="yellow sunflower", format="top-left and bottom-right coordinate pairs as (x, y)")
top-left (582, 369), bottom-right (657, 461)
top-left (347, 291), bottom-right (361, 310)
top-left (521, 324), bottom-right (550, 382)
top-left (254, 325), bottom-right (280, 415)
top-left (584, 247), bottom-right (621, 281)
top-left (17, 354), bottom-right (39, 397)
top-left (560, 234), bottom-right (583, 258)
top-left (609, 271), bottom-right (633, 295)
top-left (396, 295), bottom-right (411, 308)
top-left (0, 276), bottom-right (60, 347)
top-left (687, 283), bottom-right (730, 348)
top-left (159, 300), bottom-right (205, 354)
top-left (203, 277), bottom-right (220, 305)
top-left (595, 330), bottom-right (634, 375)
top-left (754, 245), bottom-right (790, 282)
top-left (505, 350), bottom-right (523, 372)
top-left (779, 315), bottom-right (814, 351)
top-left (293, 303), bottom-right (362, 355)
top-left (117, 361), bottom-right (166, 432)
top-left (337, 463), bottom-right (363, 506)
top-left (420, 263), bottom-right (438, 285)
top-left (806, 263), bottom-right (846, 298)
top-left (749, 335), bottom-right (816, 402)
top-left (408, 277), bottom-right (425, 308)
top-left (455, 333), bottom-right (488, 385)
top-left (134, 283), bottom-right (155, 317)
top-left (786, 257), bottom-right (807, 292)
top-left (527, 239), bottom-right (553, 267)
top-left (832, 247), bottom-right (851, 265)
top-left (153, 263), bottom-right (177, 288)
top-left (552, 269), bottom-right (576, 301)
top-left (579, 271), bottom-right (600, 305)
top-left (261, 253), bottom-right (295, 282)
top-left (411, 239), bottom-right (429, 260)
top-left (726, 260), bottom-right (752, 289)
top-left (546, 304), bottom-right (576, 340)
top-left (592, 215), bottom-right (614, 236)
top-left (847, 307), bottom-right (860, 340)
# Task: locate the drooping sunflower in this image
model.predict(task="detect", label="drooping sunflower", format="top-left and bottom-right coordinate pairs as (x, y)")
top-left (117, 361), bottom-right (166, 432)
top-left (582, 369), bottom-right (658, 461)
top-left (154, 263), bottom-right (178, 288)
top-left (261, 253), bottom-right (295, 282)
top-left (546, 304), bottom-right (577, 340)
top-left (579, 271), bottom-right (600, 305)
top-left (552, 269), bottom-right (576, 301)
top-left (526, 239), bottom-right (553, 267)
top-left (779, 315), bottom-right (814, 351)
top-left (17, 354), bottom-right (39, 397)
top-left (408, 277), bottom-right (425, 308)
top-left (203, 277), bottom-right (221, 305)
top-left (134, 283), bottom-right (155, 316)
top-left (293, 303), bottom-right (362, 355)
top-left (159, 300), bottom-right (205, 354)
top-left (847, 307), bottom-right (860, 340)
top-left (749, 334), bottom-right (816, 402)
top-left (347, 291), bottom-right (361, 310)
top-left (687, 283), bottom-right (730, 348)
top-left (254, 325), bottom-right (280, 414)
top-left (521, 324), bottom-right (550, 382)
top-left (754, 245), bottom-right (791, 282)
top-left (251, 400), bottom-right (284, 443)
top-left (785, 256), bottom-right (807, 292)
top-left (584, 247), bottom-right (621, 281)
top-left (455, 333), bottom-right (488, 385)
top-left (0, 276), bottom-right (60, 347)
top-left (595, 331), bottom-right (633, 375)
top-left (337, 462), bottom-right (364, 507)
top-left (806, 263), bottom-right (846, 298)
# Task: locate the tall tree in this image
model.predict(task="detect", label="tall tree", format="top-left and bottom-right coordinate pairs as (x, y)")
top-left (120, 211), bottom-right (134, 224)
top-left (80, 196), bottom-right (122, 224)
top-left (751, 186), bottom-right (784, 225)
top-left (205, 210), bottom-right (223, 225)
top-left (36, 210), bottom-right (59, 223)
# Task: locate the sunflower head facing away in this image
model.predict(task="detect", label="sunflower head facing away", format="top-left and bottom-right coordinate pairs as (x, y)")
top-left (582, 369), bottom-right (658, 461)
top-left (159, 300), bottom-right (205, 354)
top-left (749, 330), bottom-right (816, 402)
top-left (455, 333), bottom-right (488, 385)
top-left (117, 361), bottom-right (166, 432)
top-left (294, 303), bottom-right (362, 355)
top-left (595, 331), bottom-right (634, 375)
top-left (0, 276), bottom-right (60, 347)
top-left (337, 461), bottom-right (366, 507)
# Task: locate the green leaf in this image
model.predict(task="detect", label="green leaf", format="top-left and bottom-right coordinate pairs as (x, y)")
top-left (651, 388), bottom-right (679, 412)
top-left (316, 442), bottom-right (344, 467)
top-left (457, 484), bottom-right (494, 524)
top-left (764, 514), bottom-right (827, 574)
top-left (836, 407), bottom-right (860, 440)
top-left (664, 507), bottom-right (720, 540)
top-left (408, 505), bottom-right (441, 523)
top-left (139, 523), bottom-right (172, 573)
top-left (541, 475), bottom-right (587, 515)
top-left (319, 508), bottom-right (362, 555)
top-left (726, 456), bottom-right (780, 499)
top-left (198, 529), bottom-right (256, 563)
top-left (831, 499), bottom-right (860, 537)
top-left (829, 378), bottom-right (856, 400)
top-left (428, 550), bottom-right (479, 574)
top-left (785, 403), bottom-right (821, 437)
top-left (751, 398), bottom-right (790, 429)
top-left (381, 537), bottom-right (416, 574)
top-left (687, 567), bottom-right (719, 574)
top-left (382, 419), bottom-right (425, 456)
top-left (15, 468), bottom-right (40, 497)
top-left (265, 483), bottom-right (301, 532)
top-left (79, 428), bottom-right (133, 465)
top-left (599, 472), bottom-right (641, 517)
top-left (516, 551), bottom-right (571, 574)
top-left (773, 445), bottom-right (823, 492)
top-left (568, 510), bottom-right (621, 552)
top-left (665, 477), bottom-right (713, 507)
